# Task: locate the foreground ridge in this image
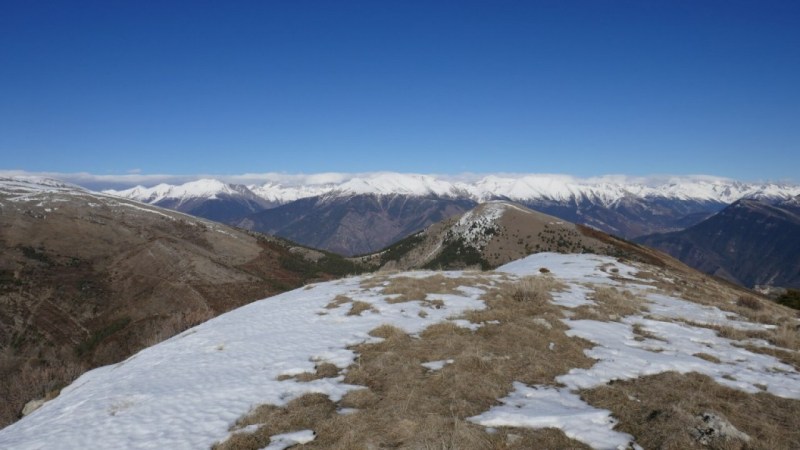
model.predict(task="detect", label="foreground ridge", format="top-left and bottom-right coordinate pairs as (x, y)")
top-left (1, 253), bottom-right (798, 449)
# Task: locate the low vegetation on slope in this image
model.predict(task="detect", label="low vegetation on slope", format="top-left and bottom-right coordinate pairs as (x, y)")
top-left (0, 178), bottom-right (366, 427)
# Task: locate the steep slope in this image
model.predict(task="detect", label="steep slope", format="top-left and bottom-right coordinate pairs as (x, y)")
top-left (105, 179), bottom-right (273, 223)
top-left (0, 177), bottom-right (364, 427)
top-left (637, 199), bottom-right (800, 288)
top-left (2, 252), bottom-right (797, 449)
top-left (238, 194), bottom-right (476, 256)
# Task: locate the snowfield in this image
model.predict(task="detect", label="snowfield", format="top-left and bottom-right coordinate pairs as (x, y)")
top-left (1, 252), bottom-right (798, 449)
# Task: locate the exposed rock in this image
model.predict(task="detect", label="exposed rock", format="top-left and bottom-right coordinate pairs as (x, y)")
top-left (690, 412), bottom-right (750, 446)
top-left (21, 398), bottom-right (46, 417)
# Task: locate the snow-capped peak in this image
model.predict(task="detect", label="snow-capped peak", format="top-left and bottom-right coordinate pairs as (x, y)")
top-left (335, 173), bottom-right (460, 197)
top-left (103, 173), bottom-right (800, 207)
top-left (105, 179), bottom-right (251, 203)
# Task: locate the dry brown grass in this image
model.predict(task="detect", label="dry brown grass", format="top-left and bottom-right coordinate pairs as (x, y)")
top-left (325, 294), bottom-right (352, 309)
top-left (379, 273), bottom-right (482, 303)
top-left (674, 320), bottom-right (800, 370)
top-left (632, 323), bottom-right (666, 342)
top-left (347, 301), bottom-right (376, 316)
top-left (581, 372), bottom-right (800, 450)
top-left (276, 363), bottom-right (341, 383)
top-left (571, 286), bottom-right (648, 322)
top-left (693, 353), bottom-right (722, 364)
top-left (222, 275), bottom-right (596, 449)
top-left (635, 268), bottom-right (795, 329)
top-left (0, 354), bottom-right (86, 424)
top-left (737, 295), bottom-right (764, 311)
top-left (212, 393), bottom-right (335, 450)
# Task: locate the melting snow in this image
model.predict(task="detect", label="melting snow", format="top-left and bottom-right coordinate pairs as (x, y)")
top-left (421, 359), bottom-right (454, 371)
top-left (263, 429), bottom-right (315, 450)
top-left (469, 253), bottom-right (800, 449)
top-left (469, 383), bottom-right (640, 450)
top-left (0, 273), bottom-right (489, 449)
top-left (2, 251), bottom-right (797, 450)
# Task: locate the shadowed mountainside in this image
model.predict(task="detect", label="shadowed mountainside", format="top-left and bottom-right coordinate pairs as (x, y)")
top-left (637, 199), bottom-right (800, 288)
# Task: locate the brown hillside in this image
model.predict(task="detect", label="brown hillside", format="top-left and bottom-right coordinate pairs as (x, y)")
top-left (0, 178), bottom-right (363, 427)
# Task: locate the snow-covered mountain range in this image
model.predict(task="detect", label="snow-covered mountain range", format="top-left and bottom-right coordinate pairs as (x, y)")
top-left (105, 173), bottom-right (800, 206)
top-left (101, 173), bottom-right (800, 255)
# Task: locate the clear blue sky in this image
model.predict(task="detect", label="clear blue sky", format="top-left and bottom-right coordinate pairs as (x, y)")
top-left (1, 1), bottom-right (798, 181)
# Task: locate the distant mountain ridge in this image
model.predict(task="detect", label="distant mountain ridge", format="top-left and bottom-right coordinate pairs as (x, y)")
top-left (637, 198), bottom-right (800, 288)
top-left (104, 173), bottom-right (800, 255)
top-left (106, 173), bottom-right (800, 207)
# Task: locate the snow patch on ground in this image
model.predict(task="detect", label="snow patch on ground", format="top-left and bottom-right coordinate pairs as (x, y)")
top-left (263, 429), bottom-right (315, 450)
top-left (645, 293), bottom-right (773, 331)
top-left (552, 284), bottom-right (595, 308)
top-left (0, 273), bottom-right (489, 450)
top-left (469, 382), bottom-right (640, 450)
top-left (558, 317), bottom-right (800, 398)
top-left (3, 251), bottom-right (797, 450)
top-left (498, 252), bottom-right (638, 283)
top-left (471, 253), bottom-right (800, 448)
top-left (421, 359), bottom-right (454, 371)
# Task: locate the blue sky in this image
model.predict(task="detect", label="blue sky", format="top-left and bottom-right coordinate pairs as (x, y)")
top-left (1, 1), bottom-right (799, 182)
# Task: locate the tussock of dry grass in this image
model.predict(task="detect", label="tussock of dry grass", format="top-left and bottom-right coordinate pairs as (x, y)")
top-left (632, 323), bottom-right (667, 342)
top-left (692, 353), bottom-right (722, 364)
top-left (347, 301), bottom-right (376, 316)
top-left (325, 295), bottom-right (352, 309)
top-left (276, 362), bottom-right (341, 383)
top-left (737, 295), bottom-right (764, 311)
top-left (571, 286), bottom-right (648, 322)
top-left (224, 275), bottom-right (594, 449)
top-left (581, 372), bottom-right (800, 450)
top-left (212, 393), bottom-right (336, 450)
